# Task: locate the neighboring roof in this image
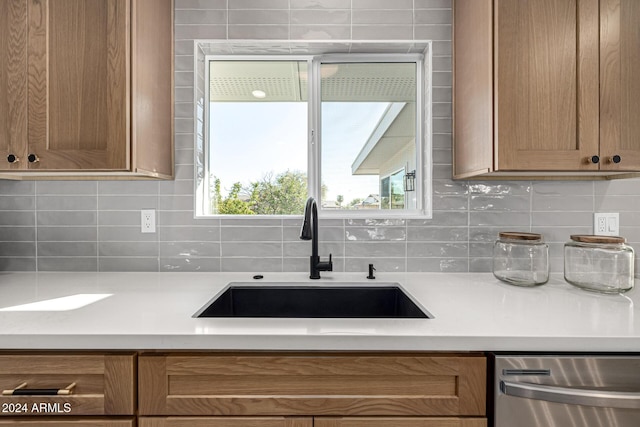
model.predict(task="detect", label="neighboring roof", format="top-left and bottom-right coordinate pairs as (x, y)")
top-left (362, 194), bottom-right (380, 205)
top-left (351, 102), bottom-right (415, 175)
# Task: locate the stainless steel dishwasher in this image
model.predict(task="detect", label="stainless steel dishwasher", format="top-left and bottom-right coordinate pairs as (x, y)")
top-left (494, 354), bottom-right (640, 426)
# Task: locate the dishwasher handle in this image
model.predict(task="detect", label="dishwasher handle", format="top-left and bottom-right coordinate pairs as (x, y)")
top-left (500, 380), bottom-right (640, 410)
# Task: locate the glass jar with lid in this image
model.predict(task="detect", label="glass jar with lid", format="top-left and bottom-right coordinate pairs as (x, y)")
top-left (564, 235), bottom-right (635, 293)
top-left (493, 232), bottom-right (549, 286)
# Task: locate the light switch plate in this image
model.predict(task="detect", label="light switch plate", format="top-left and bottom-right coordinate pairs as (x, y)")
top-left (593, 212), bottom-right (619, 236)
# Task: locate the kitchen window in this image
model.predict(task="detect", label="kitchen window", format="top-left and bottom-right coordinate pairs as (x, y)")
top-left (198, 52), bottom-right (431, 218)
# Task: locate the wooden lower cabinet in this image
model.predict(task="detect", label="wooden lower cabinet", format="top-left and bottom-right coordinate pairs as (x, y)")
top-left (139, 353), bottom-right (486, 417)
top-left (0, 354), bottom-right (136, 417)
top-left (315, 418), bottom-right (487, 427)
top-left (137, 353), bottom-right (486, 426)
top-left (139, 418), bottom-right (487, 427)
top-left (139, 417), bottom-right (312, 427)
top-left (0, 419), bottom-right (134, 426)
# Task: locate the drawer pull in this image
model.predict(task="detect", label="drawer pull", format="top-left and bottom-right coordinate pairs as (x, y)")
top-left (2, 382), bottom-right (76, 396)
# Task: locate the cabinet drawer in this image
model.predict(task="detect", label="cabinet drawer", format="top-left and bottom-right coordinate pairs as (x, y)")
top-left (0, 354), bottom-right (136, 416)
top-left (0, 419), bottom-right (134, 426)
top-left (316, 417), bottom-right (487, 427)
top-left (139, 417), bottom-right (312, 427)
top-left (139, 353), bottom-right (486, 417)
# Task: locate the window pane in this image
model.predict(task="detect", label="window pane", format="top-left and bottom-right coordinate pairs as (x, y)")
top-left (380, 177), bottom-right (390, 209)
top-left (390, 169), bottom-right (405, 209)
top-left (208, 60), bottom-right (308, 215)
top-left (320, 62), bottom-right (417, 211)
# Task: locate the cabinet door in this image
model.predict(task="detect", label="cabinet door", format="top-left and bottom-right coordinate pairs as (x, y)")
top-left (0, 420), bottom-right (133, 426)
top-left (495, 0), bottom-right (600, 171)
top-left (0, 0), bottom-right (28, 171)
top-left (28, 0), bottom-right (129, 171)
top-left (316, 419), bottom-right (487, 427)
top-left (600, 0), bottom-right (640, 170)
top-left (139, 417), bottom-right (312, 427)
top-left (139, 354), bottom-right (486, 417)
top-left (0, 354), bottom-right (135, 416)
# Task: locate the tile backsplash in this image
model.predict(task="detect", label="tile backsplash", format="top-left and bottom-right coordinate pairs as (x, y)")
top-left (0, 0), bottom-right (638, 274)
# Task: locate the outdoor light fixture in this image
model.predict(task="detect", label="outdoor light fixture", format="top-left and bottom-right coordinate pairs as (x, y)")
top-left (251, 89), bottom-right (266, 99)
top-left (404, 170), bottom-right (416, 192)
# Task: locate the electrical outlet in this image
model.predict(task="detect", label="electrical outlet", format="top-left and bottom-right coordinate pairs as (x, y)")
top-left (141, 209), bottom-right (156, 233)
top-left (593, 212), bottom-right (619, 236)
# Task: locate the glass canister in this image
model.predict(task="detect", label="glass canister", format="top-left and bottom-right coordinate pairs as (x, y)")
top-left (493, 232), bottom-right (550, 286)
top-left (564, 235), bottom-right (635, 294)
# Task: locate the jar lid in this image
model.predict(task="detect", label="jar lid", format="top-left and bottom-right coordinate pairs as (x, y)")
top-left (570, 234), bottom-right (626, 244)
top-left (499, 232), bottom-right (543, 241)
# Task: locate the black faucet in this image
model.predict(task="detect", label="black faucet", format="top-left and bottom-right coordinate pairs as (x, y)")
top-left (300, 197), bottom-right (333, 279)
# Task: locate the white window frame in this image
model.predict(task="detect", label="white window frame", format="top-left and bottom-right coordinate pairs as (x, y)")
top-left (200, 51), bottom-right (432, 219)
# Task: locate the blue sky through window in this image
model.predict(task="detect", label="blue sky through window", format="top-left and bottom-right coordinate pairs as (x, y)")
top-left (209, 101), bottom-right (388, 205)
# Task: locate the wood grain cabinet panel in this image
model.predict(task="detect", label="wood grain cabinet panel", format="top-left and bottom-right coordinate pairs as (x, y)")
top-left (27, 0), bottom-right (129, 171)
top-left (315, 418), bottom-right (487, 427)
top-left (0, 420), bottom-right (134, 426)
top-left (139, 353), bottom-right (486, 417)
top-left (0, 0), bottom-right (28, 171)
top-left (599, 0), bottom-right (640, 170)
top-left (495, 0), bottom-right (599, 172)
top-left (0, 354), bottom-right (136, 417)
top-left (0, 0), bottom-right (173, 179)
top-left (454, 0), bottom-right (640, 179)
top-left (139, 417), bottom-right (313, 427)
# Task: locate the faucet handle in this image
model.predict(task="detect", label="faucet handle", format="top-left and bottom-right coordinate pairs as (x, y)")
top-left (317, 254), bottom-right (333, 272)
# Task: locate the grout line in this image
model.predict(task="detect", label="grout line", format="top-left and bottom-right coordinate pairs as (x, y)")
top-left (34, 182), bottom-right (38, 272)
top-left (342, 218), bottom-right (346, 272)
top-left (288, 0), bottom-right (291, 41)
top-left (529, 181), bottom-right (534, 233)
top-left (404, 218), bottom-right (408, 272)
top-left (95, 181), bottom-right (100, 272)
top-left (156, 180), bottom-right (161, 272)
top-left (466, 181), bottom-right (470, 272)
top-left (350, 0), bottom-right (353, 41)
top-left (412, 0), bottom-right (415, 40)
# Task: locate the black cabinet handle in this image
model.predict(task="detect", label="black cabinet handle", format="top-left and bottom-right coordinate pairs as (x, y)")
top-left (28, 154), bottom-right (39, 163)
top-left (7, 154), bottom-right (19, 163)
top-left (611, 155), bottom-right (621, 164)
top-left (2, 382), bottom-right (76, 396)
top-left (589, 155), bottom-right (600, 164)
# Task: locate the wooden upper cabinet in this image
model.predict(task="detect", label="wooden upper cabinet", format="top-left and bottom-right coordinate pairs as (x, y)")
top-left (599, 0), bottom-right (640, 171)
top-left (0, 0), bottom-right (28, 171)
top-left (28, 0), bottom-right (129, 171)
top-left (0, 0), bottom-right (173, 179)
top-left (454, 0), bottom-right (640, 179)
top-left (495, 0), bottom-right (599, 172)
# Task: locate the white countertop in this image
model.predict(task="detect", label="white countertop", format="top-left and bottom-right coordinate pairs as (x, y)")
top-left (0, 271), bottom-right (638, 352)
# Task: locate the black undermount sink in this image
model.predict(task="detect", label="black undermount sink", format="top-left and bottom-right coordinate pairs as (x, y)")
top-left (194, 282), bottom-right (431, 319)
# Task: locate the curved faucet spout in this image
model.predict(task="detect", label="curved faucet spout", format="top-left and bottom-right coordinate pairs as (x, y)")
top-left (300, 197), bottom-right (315, 241)
top-left (300, 197), bottom-right (332, 279)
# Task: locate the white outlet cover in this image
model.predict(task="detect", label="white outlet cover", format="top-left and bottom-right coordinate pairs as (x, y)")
top-left (593, 212), bottom-right (619, 236)
top-left (141, 209), bottom-right (156, 233)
